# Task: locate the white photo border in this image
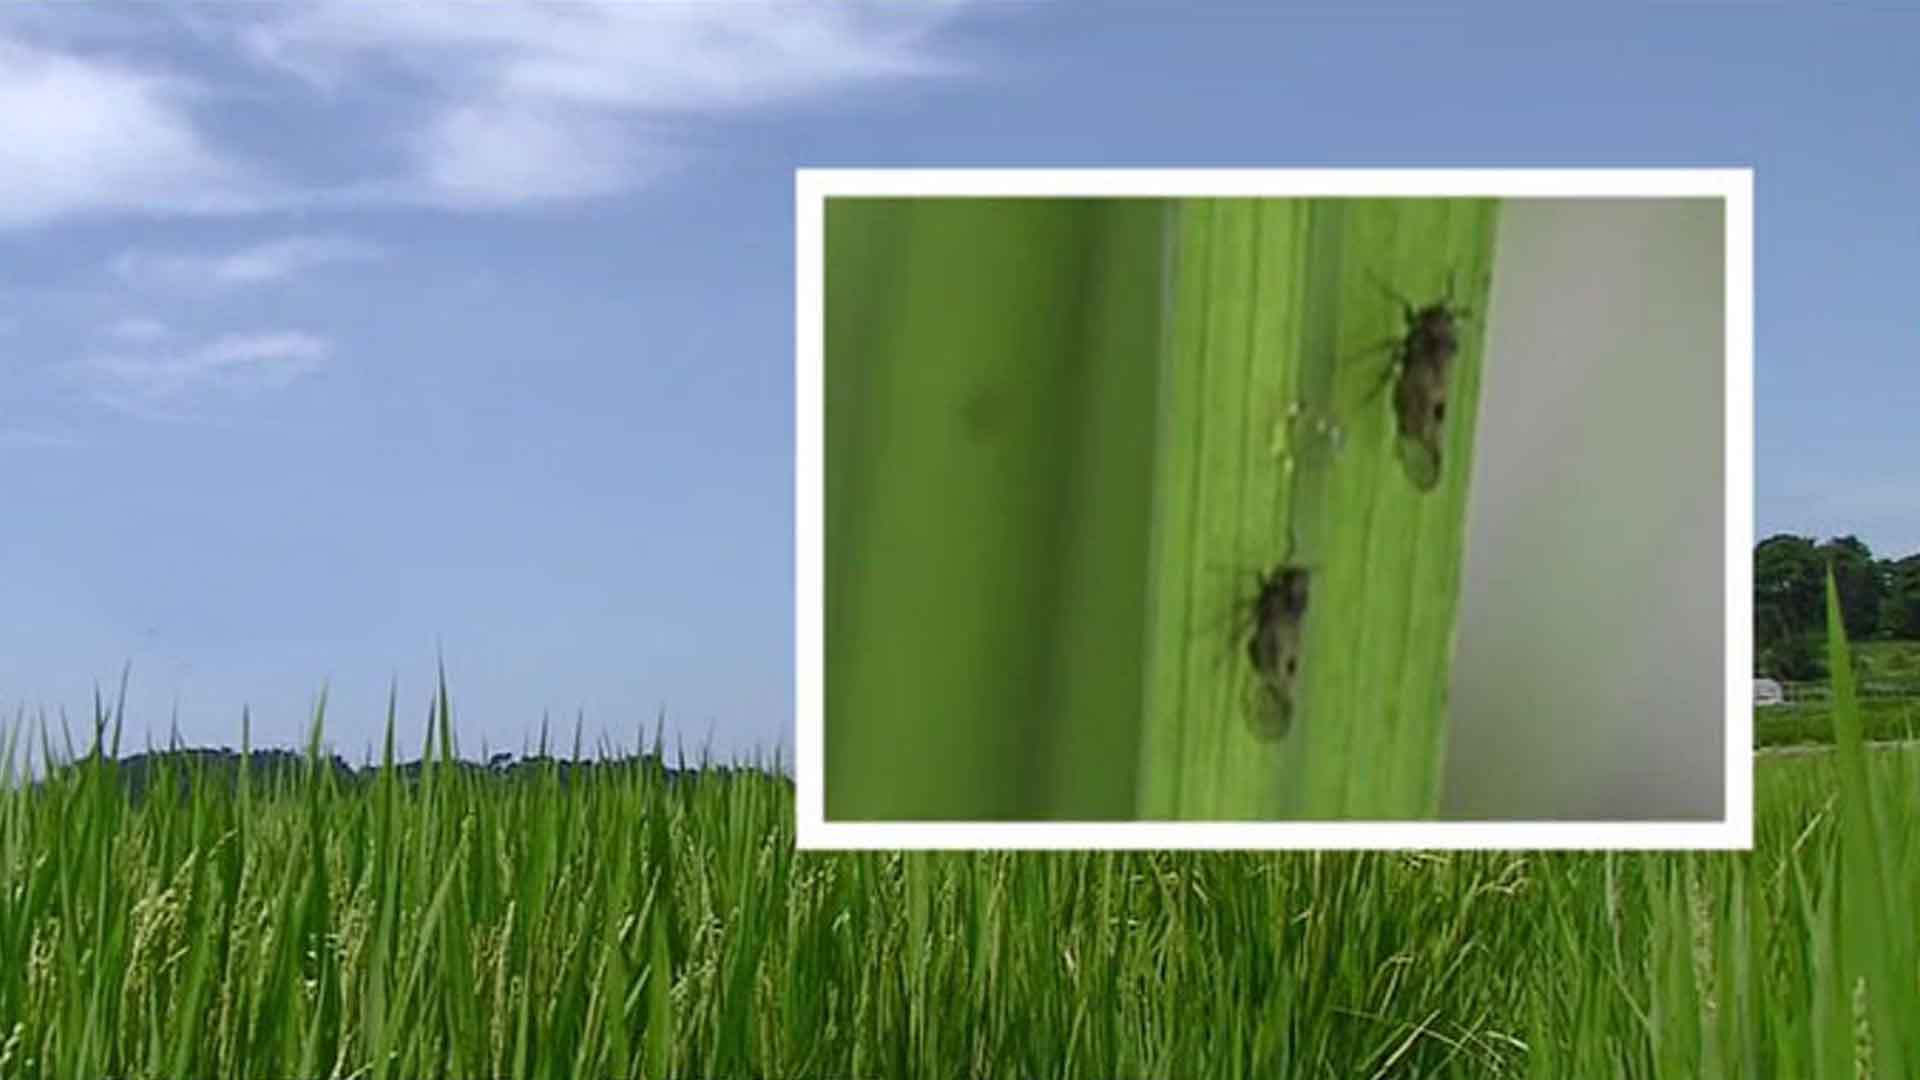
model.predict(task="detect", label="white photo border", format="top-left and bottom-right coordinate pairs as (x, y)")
top-left (794, 168), bottom-right (1754, 851)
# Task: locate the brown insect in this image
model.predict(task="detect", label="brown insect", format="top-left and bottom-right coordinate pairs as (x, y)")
top-left (1239, 563), bottom-right (1310, 741)
top-left (1367, 274), bottom-right (1475, 492)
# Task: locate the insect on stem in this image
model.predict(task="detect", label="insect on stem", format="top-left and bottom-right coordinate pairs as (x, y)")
top-left (1367, 269), bottom-right (1481, 493)
top-left (1240, 561), bottom-right (1310, 742)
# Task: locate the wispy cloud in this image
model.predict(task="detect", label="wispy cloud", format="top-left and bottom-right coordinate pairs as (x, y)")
top-left (243, 1), bottom-right (970, 209)
top-left (0, 33), bottom-right (278, 227)
top-left (405, 100), bottom-right (662, 209)
top-left (109, 234), bottom-right (382, 293)
top-left (0, 3), bottom-right (972, 226)
top-left (78, 330), bottom-right (331, 421)
top-left (102, 317), bottom-right (172, 344)
top-left (0, 426), bottom-right (86, 450)
top-left (242, 2), bottom-right (964, 110)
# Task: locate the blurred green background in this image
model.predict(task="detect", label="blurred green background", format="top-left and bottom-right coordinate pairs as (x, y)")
top-left (825, 198), bottom-right (1164, 820)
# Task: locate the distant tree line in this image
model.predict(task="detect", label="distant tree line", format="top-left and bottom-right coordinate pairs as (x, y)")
top-left (1755, 534), bottom-right (1920, 678)
top-left (27, 747), bottom-right (789, 807)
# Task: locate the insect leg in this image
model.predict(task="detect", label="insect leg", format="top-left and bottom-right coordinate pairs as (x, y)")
top-left (1367, 344), bottom-right (1402, 404)
top-left (1325, 332), bottom-right (1406, 421)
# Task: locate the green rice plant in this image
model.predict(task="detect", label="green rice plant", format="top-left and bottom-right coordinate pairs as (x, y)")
top-left (826, 196), bottom-right (1497, 820)
top-left (1140, 198), bottom-right (1498, 819)
top-left (4, 641), bottom-right (1919, 1075)
top-left (1816, 567), bottom-right (1918, 1075)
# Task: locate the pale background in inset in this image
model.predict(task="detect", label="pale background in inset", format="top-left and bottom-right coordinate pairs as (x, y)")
top-left (1446, 200), bottom-right (1725, 820)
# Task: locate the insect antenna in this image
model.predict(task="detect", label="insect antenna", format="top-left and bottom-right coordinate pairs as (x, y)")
top-left (1439, 265), bottom-right (1492, 325)
top-left (1365, 268), bottom-right (1416, 323)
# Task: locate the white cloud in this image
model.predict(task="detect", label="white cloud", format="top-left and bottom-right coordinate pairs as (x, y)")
top-left (2, 4), bottom-right (971, 223)
top-left (0, 34), bottom-right (275, 227)
top-left (79, 330), bottom-right (330, 421)
top-left (103, 317), bottom-right (172, 344)
top-left (244, 2), bottom-right (964, 110)
top-left (110, 234), bottom-right (381, 293)
top-left (238, 1), bottom-right (968, 209)
top-left (414, 100), bottom-right (681, 209)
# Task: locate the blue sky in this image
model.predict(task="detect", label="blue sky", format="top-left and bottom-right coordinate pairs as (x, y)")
top-left (2, 5), bottom-right (1912, 766)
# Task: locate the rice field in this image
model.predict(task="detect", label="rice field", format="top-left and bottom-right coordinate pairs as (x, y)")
top-left (0, 712), bottom-right (1907, 1079)
top-left (1, 586), bottom-right (1912, 1078)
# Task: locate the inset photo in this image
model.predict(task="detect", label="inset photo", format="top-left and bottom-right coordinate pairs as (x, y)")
top-left (796, 169), bottom-right (1751, 848)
